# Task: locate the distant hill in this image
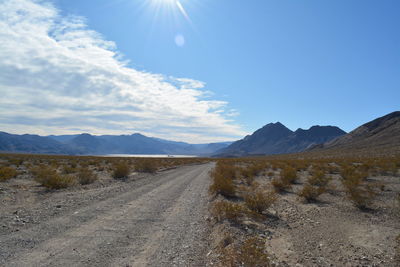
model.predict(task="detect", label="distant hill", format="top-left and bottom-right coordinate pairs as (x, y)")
top-left (312, 111), bottom-right (400, 155)
top-left (0, 132), bottom-right (232, 156)
top-left (216, 122), bottom-right (346, 157)
top-left (0, 132), bottom-right (75, 155)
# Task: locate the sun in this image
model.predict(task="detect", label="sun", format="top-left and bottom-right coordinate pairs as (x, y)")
top-left (148, 0), bottom-right (191, 22)
top-left (150, 0), bottom-right (179, 7)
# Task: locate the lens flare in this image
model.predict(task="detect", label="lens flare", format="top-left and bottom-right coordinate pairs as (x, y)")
top-left (175, 34), bottom-right (185, 47)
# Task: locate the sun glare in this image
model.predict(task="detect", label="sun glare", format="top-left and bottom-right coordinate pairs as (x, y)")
top-left (145, 0), bottom-right (195, 47)
top-left (148, 0), bottom-right (191, 22)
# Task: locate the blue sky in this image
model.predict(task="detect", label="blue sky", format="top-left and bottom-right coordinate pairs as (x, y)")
top-left (0, 0), bottom-right (399, 142)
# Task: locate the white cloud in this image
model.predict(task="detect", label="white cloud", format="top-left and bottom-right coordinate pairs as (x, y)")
top-left (0, 0), bottom-right (246, 143)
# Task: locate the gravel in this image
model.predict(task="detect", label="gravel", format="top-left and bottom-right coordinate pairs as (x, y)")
top-left (0, 163), bottom-right (214, 267)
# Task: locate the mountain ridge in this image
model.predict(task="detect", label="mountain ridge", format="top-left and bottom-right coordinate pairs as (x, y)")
top-left (216, 123), bottom-right (346, 156)
top-left (0, 132), bottom-right (232, 156)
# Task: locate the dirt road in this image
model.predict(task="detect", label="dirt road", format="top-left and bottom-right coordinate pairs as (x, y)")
top-left (0, 163), bottom-right (214, 267)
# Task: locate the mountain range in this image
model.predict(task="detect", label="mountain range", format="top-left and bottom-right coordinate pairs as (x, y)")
top-left (0, 132), bottom-right (232, 156)
top-left (216, 123), bottom-right (346, 157)
top-left (1, 111), bottom-right (398, 157)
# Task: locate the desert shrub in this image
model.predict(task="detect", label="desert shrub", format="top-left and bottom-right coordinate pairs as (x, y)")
top-left (9, 158), bottom-right (24, 167)
top-left (294, 161), bottom-right (308, 171)
top-left (135, 159), bottom-right (158, 173)
top-left (308, 169), bottom-right (330, 187)
top-left (88, 160), bottom-right (98, 166)
top-left (0, 166), bottom-right (18, 181)
top-left (78, 160), bottom-right (88, 168)
top-left (62, 165), bottom-right (78, 174)
top-left (220, 237), bottom-right (270, 267)
top-left (299, 169), bottom-right (331, 202)
top-left (239, 167), bottom-right (255, 185)
top-left (244, 188), bottom-right (277, 214)
top-left (298, 184), bottom-right (326, 202)
top-left (377, 160), bottom-right (398, 176)
top-left (34, 167), bottom-right (75, 189)
top-left (271, 177), bottom-right (292, 192)
top-left (281, 166), bottom-right (298, 184)
top-left (341, 168), bottom-right (378, 209)
top-left (70, 161), bottom-right (77, 168)
top-left (326, 164), bottom-right (340, 174)
top-left (77, 168), bottom-right (98, 185)
top-left (209, 162), bottom-right (237, 198)
top-left (112, 161), bottom-right (130, 179)
top-left (237, 237), bottom-right (270, 267)
top-left (96, 165), bottom-right (105, 171)
top-left (49, 159), bottom-right (60, 168)
top-left (211, 201), bottom-right (248, 224)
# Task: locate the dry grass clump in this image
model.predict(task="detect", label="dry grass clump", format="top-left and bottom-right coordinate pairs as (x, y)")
top-left (298, 184), bottom-right (326, 202)
top-left (135, 159), bottom-right (158, 173)
top-left (112, 161), bottom-right (131, 179)
top-left (219, 237), bottom-right (270, 267)
top-left (62, 165), bottom-right (78, 174)
top-left (209, 161), bottom-right (237, 198)
top-left (308, 169), bottom-right (330, 187)
top-left (298, 169), bottom-right (331, 202)
top-left (77, 168), bottom-right (98, 185)
top-left (271, 176), bottom-right (292, 192)
top-left (281, 165), bottom-right (298, 184)
top-left (239, 167), bottom-right (256, 185)
top-left (239, 162), bottom-right (266, 185)
top-left (211, 201), bottom-right (248, 224)
top-left (33, 166), bottom-right (75, 189)
top-left (0, 166), bottom-right (18, 181)
top-left (244, 187), bottom-right (277, 214)
top-left (341, 166), bottom-right (378, 209)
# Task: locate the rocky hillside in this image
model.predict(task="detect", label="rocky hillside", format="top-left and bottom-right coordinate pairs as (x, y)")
top-left (216, 122), bottom-right (346, 156)
top-left (314, 111), bottom-right (400, 155)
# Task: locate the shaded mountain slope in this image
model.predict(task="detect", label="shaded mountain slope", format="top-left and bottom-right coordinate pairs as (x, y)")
top-left (217, 122), bottom-right (293, 156)
top-left (0, 132), bottom-right (74, 154)
top-left (0, 132), bottom-right (231, 155)
top-left (216, 123), bottom-right (346, 156)
top-left (314, 111), bottom-right (400, 154)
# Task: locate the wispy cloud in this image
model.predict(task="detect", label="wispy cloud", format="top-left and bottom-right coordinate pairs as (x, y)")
top-left (0, 0), bottom-right (245, 143)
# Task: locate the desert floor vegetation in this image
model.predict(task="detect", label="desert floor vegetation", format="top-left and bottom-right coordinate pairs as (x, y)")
top-left (77, 167), bottom-right (98, 185)
top-left (32, 166), bottom-right (76, 189)
top-left (208, 155), bottom-right (400, 266)
top-left (209, 161), bottom-right (238, 198)
top-left (218, 236), bottom-right (271, 267)
top-left (0, 153), bottom-right (209, 191)
top-left (0, 166), bottom-right (18, 182)
top-left (112, 161), bottom-right (131, 179)
top-left (134, 158), bottom-right (158, 173)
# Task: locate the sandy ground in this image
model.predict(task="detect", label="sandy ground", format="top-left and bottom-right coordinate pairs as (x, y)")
top-left (209, 170), bottom-right (400, 267)
top-left (264, 173), bottom-right (400, 266)
top-left (0, 163), bottom-right (214, 267)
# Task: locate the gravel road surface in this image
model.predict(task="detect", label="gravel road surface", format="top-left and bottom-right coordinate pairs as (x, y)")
top-left (0, 163), bottom-right (214, 267)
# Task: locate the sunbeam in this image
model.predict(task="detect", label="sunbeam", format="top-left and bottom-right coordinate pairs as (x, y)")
top-left (175, 1), bottom-right (192, 24)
